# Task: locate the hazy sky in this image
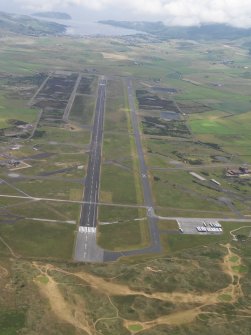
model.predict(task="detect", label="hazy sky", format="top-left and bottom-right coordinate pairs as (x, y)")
top-left (1, 0), bottom-right (251, 27)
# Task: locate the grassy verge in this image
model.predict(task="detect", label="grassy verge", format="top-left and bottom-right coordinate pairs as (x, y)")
top-left (160, 221), bottom-right (251, 253)
top-left (97, 220), bottom-right (149, 251)
top-left (98, 79), bottom-right (148, 250)
top-left (0, 220), bottom-right (75, 259)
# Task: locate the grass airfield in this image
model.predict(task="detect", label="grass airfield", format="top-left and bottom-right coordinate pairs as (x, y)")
top-left (0, 31), bottom-right (251, 334)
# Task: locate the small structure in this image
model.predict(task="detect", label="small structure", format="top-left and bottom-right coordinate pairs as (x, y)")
top-left (189, 172), bottom-right (206, 181)
top-left (160, 111), bottom-right (180, 121)
top-left (226, 166), bottom-right (250, 177)
top-left (8, 160), bottom-right (20, 167)
top-left (32, 145), bottom-right (39, 151)
top-left (10, 144), bottom-right (21, 151)
top-left (210, 179), bottom-right (221, 186)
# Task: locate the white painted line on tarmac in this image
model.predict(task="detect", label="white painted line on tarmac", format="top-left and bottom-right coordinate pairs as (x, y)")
top-left (28, 218), bottom-right (76, 224)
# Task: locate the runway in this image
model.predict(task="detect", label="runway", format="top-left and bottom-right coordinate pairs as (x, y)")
top-left (80, 78), bottom-right (106, 229)
top-left (74, 77), bottom-right (161, 263)
top-left (74, 77), bottom-right (106, 262)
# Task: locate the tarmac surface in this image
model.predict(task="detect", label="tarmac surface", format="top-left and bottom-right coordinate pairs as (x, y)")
top-left (74, 77), bottom-right (106, 262)
top-left (119, 79), bottom-right (161, 254)
top-left (177, 218), bottom-right (223, 235)
top-left (74, 227), bottom-right (104, 262)
top-left (79, 78), bottom-right (106, 229)
top-left (74, 78), bottom-right (162, 263)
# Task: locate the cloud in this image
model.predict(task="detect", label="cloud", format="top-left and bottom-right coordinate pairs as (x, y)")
top-left (15, 0), bottom-right (251, 27)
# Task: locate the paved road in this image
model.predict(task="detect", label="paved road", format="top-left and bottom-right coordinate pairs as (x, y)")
top-left (63, 74), bottom-right (82, 122)
top-left (74, 77), bottom-right (106, 262)
top-left (122, 79), bottom-right (161, 251)
top-left (150, 164), bottom-right (251, 171)
top-left (101, 79), bottom-right (163, 262)
top-left (28, 75), bottom-right (50, 107)
top-left (27, 109), bottom-right (43, 140)
top-left (0, 194), bottom-right (147, 209)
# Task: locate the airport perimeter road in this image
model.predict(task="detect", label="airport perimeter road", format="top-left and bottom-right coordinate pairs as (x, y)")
top-left (104, 80), bottom-right (163, 259)
top-left (74, 77), bottom-right (106, 262)
top-left (103, 80), bottom-right (162, 261)
top-left (127, 80), bottom-right (153, 210)
top-left (28, 75), bottom-right (50, 107)
top-left (126, 80), bottom-right (161, 248)
top-left (63, 73), bottom-right (82, 122)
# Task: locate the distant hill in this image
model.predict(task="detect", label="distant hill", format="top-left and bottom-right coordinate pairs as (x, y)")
top-left (0, 11), bottom-right (66, 36)
top-left (99, 20), bottom-right (251, 41)
top-left (33, 12), bottom-right (72, 20)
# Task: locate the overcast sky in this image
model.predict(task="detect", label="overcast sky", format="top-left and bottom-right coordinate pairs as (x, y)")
top-left (1, 0), bottom-right (251, 27)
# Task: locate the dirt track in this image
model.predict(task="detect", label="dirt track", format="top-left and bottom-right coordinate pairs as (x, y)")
top-left (32, 243), bottom-right (246, 334)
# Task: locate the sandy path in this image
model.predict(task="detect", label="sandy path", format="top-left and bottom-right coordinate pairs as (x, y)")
top-left (33, 264), bottom-right (93, 335)
top-left (124, 307), bottom-right (202, 332)
top-left (0, 264), bottom-right (8, 278)
top-left (221, 243), bottom-right (243, 301)
top-left (0, 236), bottom-right (19, 258)
top-left (60, 269), bottom-right (223, 305)
top-left (32, 243), bottom-right (246, 334)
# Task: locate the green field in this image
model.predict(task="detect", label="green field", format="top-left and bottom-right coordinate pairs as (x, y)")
top-left (151, 170), bottom-right (232, 212)
top-left (98, 220), bottom-right (149, 251)
top-left (160, 221), bottom-right (248, 253)
top-left (100, 78), bottom-right (143, 206)
top-left (0, 94), bottom-right (38, 129)
top-left (70, 93), bottom-right (95, 126)
top-left (0, 310), bottom-right (26, 335)
top-left (0, 220), bottom-right (75, 259)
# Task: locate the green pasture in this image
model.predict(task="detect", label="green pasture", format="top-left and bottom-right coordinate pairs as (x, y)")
top-left (10, 178), bottom-right (83, 200)
top-left (69, 94), bottom-right (95, 125)
top-left (100, 165), bottom-right (138, 204)
top-left (190, 111), bottom-right (251, 136)
top-left (97, 220), bottom-right (149, 251)
top-left (151, 170), bottom-right (230, 212)
top-left (0, 220), bottom-right (75, 259)
top-left (99, 206), bottom-right (141, 223)
top-left (0, 95), bottom-right (38, 129)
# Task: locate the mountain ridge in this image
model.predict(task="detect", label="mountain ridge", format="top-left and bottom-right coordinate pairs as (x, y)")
top-left (99, 20), bottom-right (251, 41)
top-left (32, 12), bottom-right (72, 20)
top-left (0, 11), bottom-right (66, 36)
